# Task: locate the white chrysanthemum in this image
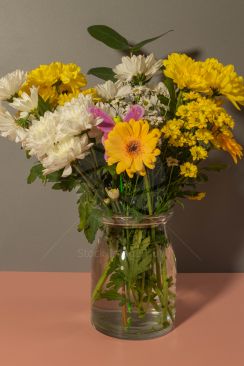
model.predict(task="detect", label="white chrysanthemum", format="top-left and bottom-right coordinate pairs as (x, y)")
top-left (10, 86), bottom-right (39, 118)
top-left (0, 108), bottom-right (27, 143)
top-left (113, 54), bottom-right (162, 82)
top-left (0, 70), bottom-right (26, 101)
top-left (25, 112), bottom-right (58, 159)
top-left (42, 135), bottom-right (92, 177)
top-left (56, 94), bottom-right (97, 139)
top-left (96, 80), bottom-right (131, 100)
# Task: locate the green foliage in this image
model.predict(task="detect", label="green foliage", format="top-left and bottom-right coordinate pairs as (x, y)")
top-left (130, 30), bottom-right (173, 53)
top-left (163, 77), bottom-right (177, 117)
top-left (37, 95), bottom-right (52, 116)
top-left (203, 163), bottom-right (228, 172)
top-left (87, 25), bottom-right (130, 50)
top-left (27, 164), bottom-right (44, 184)
top-left (78, 186), bottom-right (102, 243)
top-left (87, 67), bottom-right (116, 81)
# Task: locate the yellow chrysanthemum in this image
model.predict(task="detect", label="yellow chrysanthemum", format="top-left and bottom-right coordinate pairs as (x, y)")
top-left (180, 162), bottom-right (198, 178)
top-left (163, 53), bottom-right (208, 92)
top-left (21, 62), bottom-right (87, 106)
top-left (187, 192), bottom-right (206, 200)
top-left (213, 133), bottom-right (243, 164)
top-left (163, 53), bottom-right (244, 110)
top-left (105, 119), bottom-right (161, 178)
top-left (190, 146), bottom-right (208, 161)
top-left (203, 58), bottom-right (244, 110)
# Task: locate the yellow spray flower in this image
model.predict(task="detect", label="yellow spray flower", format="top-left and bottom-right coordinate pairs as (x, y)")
top-left (213, 133), bottom-right (243, 164)
top-left (105, 119), bottom-right (161, 178)
top-left (180, 162), bottom-right (198, 178)
top-left (163, 53), bottom-right (208, 92)
top-left (190, 146), bottom-right (208, 161)
top-left (187, 192), bottom-right (206, 200)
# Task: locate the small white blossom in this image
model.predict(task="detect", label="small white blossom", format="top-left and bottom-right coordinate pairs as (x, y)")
top-left (0, 70), bottom-right (26, 101)
top-left (113, 54), bottom-right (162, 82)
top-left (0, 108), bottom-right (27, 143)
top-left (10, 86), bottom-right (39, 118)
top-left (96, 80), bottom-right (131, 100)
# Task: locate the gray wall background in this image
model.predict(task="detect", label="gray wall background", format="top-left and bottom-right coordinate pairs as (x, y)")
top-left (0, 0), bottom-right (244, 272)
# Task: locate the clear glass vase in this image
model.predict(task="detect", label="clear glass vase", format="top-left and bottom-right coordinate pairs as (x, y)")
top-left (91, 214), bottom-right (176, 340)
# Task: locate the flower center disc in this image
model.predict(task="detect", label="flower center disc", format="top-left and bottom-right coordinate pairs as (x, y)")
top-left (126, 140), bottom-right (141, 155)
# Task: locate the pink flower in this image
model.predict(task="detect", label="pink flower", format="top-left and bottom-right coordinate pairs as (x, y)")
top-left (123, 105), bottom-right (144, 122)
top-left (89, 107), bottom-right (115, 141)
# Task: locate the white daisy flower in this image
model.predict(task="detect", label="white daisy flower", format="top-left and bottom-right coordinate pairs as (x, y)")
top-left (25, 111), bottom-right (58, 159)
top-left (42, 135), bottom-right (93, 177)
top-left (56, 94), bottom-right (97, 139)
top-left (10, 86), bottom-right (39, 118)
top-left (96, 80), bottom-right (131, 100)
top-left (0, 70), bottom-right (26, 101)
top-left (0, 108), bottom-right (27, 143)
top-left (113, 54), bottom-right (162, 82)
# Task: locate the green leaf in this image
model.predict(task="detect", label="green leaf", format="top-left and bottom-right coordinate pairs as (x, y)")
top-left (164, 77), bottom-right (176, 115)
top-left (87, 25), bottom-right (130, 50)
top-left (84, 208), bottom-right (102, 243)
top-left (38, 95), bottom-right (52, 116)
top-left (130, 30), bottom-right (173, 53)
top-left (27, 164), bottom-right (44, 184)
top-left (87, 67), bottom-right (116, 81)
top-left (203, 163), bottom-right (228, 172)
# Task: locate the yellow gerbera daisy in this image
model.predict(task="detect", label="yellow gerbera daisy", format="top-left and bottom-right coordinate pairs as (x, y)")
top-left (105, 119), bottom-right (161, 178)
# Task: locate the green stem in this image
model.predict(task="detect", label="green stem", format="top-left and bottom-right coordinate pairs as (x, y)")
top-left (162, 253), bottom-right (169, 324)
top-left (91, 257), bottom-right (114, 303)
top-left (144, 172), bottom-right (153, 216)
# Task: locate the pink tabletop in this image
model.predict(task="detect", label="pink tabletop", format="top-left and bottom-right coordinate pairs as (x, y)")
top-left (0, 272), bottom-right (243, 366)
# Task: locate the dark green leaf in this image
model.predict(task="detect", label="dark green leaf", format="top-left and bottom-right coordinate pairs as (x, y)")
top-left (164, 77), bottom-right (176, 115)
top-left (27, 164), bottom-right (44, 184)
top-left (87, 67), bottom-right (116, 81)
top-left (203, 163), bottom-right (228, 172)
top-left (130, 30), bottom-right (173, 53)
top-left (87, 25), bottom-right (129, 50)
top-left (38, 95), bottom-right (52, 116)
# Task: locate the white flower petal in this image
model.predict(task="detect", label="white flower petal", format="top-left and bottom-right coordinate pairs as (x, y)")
top-left (113, 54), bottom-right (161, 82)
top-left (0, 70), bottom-right (26, 101)
top-left (10, 86), bottom-right (39, 113)
top-left (0, 108), bottom-right (27, 143)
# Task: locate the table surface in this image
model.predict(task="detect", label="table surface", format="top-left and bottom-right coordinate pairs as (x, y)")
top-left (0, 272), bottom-right (243, 366)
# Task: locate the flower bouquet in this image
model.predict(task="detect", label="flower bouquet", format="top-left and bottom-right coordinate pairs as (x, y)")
top-left (0, 25), bottom-right (243, 339)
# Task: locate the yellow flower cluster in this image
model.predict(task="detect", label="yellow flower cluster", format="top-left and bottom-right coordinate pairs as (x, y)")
top-left (190, 146), bottom-right (208, 161)
top-left (163, 53), bottom-right (244, 110)
top-left (21, 62), bottom-right (87, 106)
top-left (162, 94), bottom-right (243, 166)
top-left (162, 96), bottom-right (235, 149)
top-left (180, 162), bottom-right (198, 178)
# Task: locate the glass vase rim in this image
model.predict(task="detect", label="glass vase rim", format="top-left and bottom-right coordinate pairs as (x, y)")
top-left (101, 211), bottom-right (173, 228)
